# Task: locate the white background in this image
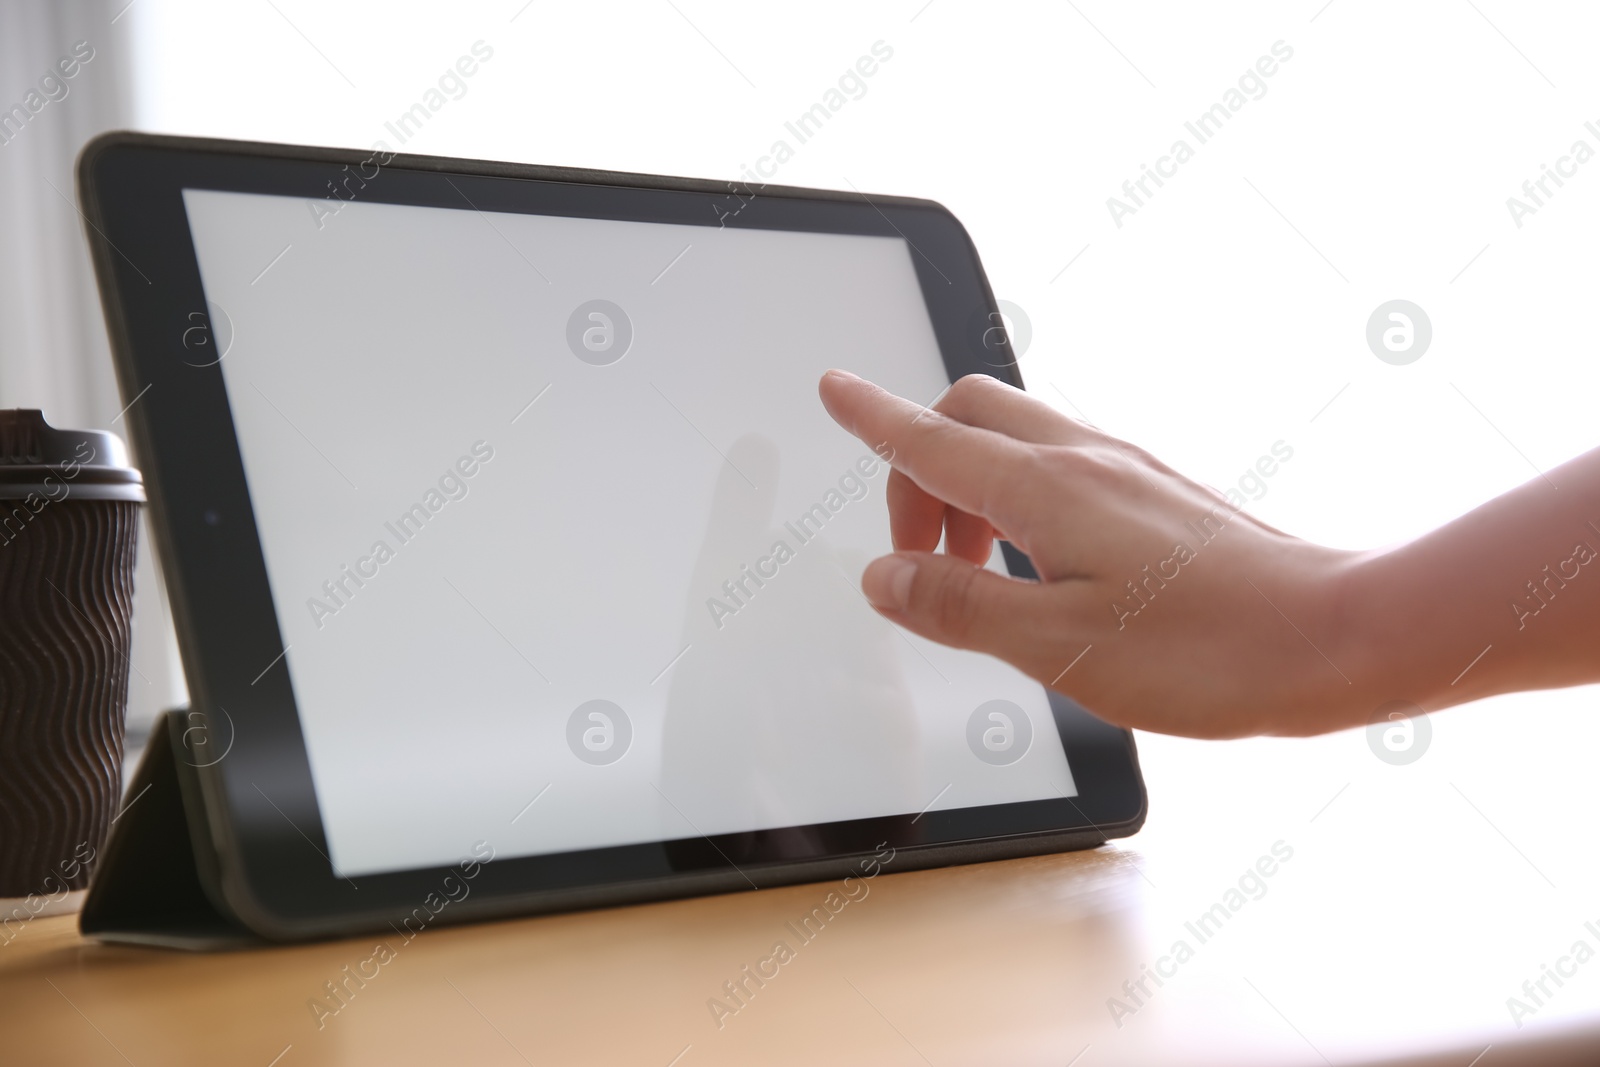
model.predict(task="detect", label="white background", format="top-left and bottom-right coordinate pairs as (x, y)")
top-left (117, 0), bottom-right (1600, 1044)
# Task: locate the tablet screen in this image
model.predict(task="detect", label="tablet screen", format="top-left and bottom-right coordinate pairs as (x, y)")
top-left (181, 188), bottom-right (1077, 878)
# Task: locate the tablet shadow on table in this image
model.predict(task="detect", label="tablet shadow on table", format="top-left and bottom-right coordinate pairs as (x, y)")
top-left (657, 433), bottom-right (922, 860)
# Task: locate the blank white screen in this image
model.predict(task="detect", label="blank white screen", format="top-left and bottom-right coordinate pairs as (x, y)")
top-left (182, 187), bottom-right (1076, 877)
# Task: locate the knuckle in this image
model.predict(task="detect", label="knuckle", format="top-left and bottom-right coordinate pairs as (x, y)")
top-left (1034, 447), bottom-right (1079, 478)
top-left (942, 373), bottom-right (987, 406)
top-left (939, 373), bottom-right (1000, 418)
top-left (1110, 440), bottom-right (1163, 474)
top-left (917, 408), bottom-right (968, 451)
top-left (921, 564), bottom-right (984, 644)
top-left (1042, 445), bottom-right (1118, 486)
top-left (979, 449), bottom-right (1045, 541)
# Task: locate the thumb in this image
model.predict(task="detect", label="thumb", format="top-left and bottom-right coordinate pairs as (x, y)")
top-left (860, 552), bottom-right (1054, 665)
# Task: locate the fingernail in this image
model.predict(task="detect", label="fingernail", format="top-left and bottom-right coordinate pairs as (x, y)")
top-left (823, 369), bottom-right (860, 382)
top-left (863, 556), bottom-right (915, 611)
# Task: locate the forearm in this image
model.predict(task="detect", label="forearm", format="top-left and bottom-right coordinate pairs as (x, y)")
top-left (1344, 446), bottom-right (1600, 717)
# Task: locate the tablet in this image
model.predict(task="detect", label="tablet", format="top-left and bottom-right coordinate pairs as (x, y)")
top-left (77, 133), bottom-right (1145, 941)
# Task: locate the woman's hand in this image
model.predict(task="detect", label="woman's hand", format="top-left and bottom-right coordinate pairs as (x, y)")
top-left (822, 369), bottom-right (1600, 738)
top-left (819, 369), bottom-right (1368, 739)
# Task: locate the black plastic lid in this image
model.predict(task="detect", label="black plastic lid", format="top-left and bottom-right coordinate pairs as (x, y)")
top-left (0, 409), bottom-right (145, 503)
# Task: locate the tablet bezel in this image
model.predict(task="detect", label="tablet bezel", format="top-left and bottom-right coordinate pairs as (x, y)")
top-left (78, 132), bottom-right (1146, 940)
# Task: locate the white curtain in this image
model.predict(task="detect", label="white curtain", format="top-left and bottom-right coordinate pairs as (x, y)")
top-left (0, 0), bottom-right (185, 738)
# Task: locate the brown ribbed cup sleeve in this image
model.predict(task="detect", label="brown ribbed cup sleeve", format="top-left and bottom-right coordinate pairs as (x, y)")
top-left (0, 499), bottom-right (139, 895)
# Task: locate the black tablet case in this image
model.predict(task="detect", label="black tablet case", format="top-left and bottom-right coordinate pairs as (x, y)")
top-left (81, 709), bottom-right (1141, 951)
top-left (80, 710), bottom-right (259, 950)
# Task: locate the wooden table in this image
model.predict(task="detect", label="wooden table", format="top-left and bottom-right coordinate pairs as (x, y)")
top-left (6, 694), bottom-right (1600, 1065)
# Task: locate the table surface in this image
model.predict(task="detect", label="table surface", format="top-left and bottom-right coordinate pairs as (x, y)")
top-left (6, 693), bottom-right (1600, 1066)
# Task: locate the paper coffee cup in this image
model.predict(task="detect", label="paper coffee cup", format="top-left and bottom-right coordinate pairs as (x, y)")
top-left (0, 409), bottom-right (144, 920)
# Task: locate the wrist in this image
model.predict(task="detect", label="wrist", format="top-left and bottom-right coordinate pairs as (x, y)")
top-left (1271, 543), bottom-right (1381, 734)
top-left (1329, 543), bottom-right (1463, 728)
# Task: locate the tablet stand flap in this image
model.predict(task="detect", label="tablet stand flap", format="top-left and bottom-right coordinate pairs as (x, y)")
top-left (79, 710), bottom-right (259, 950)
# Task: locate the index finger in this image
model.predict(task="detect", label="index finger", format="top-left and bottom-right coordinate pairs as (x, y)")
top-left (819, 370), bottom-right (1043, 545)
